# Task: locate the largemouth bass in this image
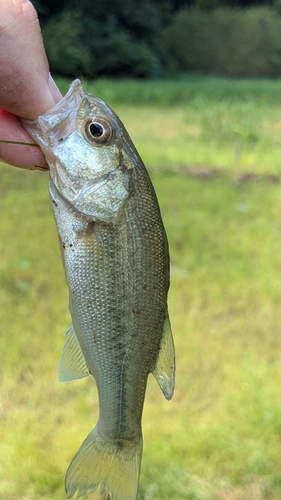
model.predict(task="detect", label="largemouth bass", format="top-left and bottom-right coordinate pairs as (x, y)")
top-left (22, 80), bottom-right (175, 500)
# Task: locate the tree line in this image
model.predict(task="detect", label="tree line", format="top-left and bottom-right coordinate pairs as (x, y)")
top-left (32, 0), bottom-right (281, 78)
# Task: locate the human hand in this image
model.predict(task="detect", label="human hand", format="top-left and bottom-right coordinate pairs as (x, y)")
top-left (0, 0), bottom-right (62, 170)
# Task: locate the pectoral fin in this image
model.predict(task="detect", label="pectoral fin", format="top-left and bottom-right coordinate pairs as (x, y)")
top-left (152, 315), bottom-right (175, 400)
top-left (58, 324), bottom-right (90, 382)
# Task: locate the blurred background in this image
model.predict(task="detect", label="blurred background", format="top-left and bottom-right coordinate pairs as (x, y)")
top-left (2, 1), bottom-right (281, 499)
top-left (32, 0), bottom-right (281, 79)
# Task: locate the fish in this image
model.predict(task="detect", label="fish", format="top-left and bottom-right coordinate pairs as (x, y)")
top-left (21, 79), bottom-right (175, 500)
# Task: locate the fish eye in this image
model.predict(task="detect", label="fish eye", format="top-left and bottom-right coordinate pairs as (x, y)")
top-left (85, 118), bottom-right (112, 144)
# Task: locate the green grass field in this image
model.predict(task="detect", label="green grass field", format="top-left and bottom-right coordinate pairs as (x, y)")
top-left (1, 74), bottom-right (281, 499)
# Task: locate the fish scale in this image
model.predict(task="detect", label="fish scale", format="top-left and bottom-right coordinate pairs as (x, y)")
top-left (22, 79), bottom-right (175, 500)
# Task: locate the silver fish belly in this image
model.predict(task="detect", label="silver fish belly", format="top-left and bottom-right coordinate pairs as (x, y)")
top-left (22, 80), bottom-right (175, 500)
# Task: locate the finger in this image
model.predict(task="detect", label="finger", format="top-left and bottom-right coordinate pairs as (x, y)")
top-left (0, 109), bottom-right (48, 170)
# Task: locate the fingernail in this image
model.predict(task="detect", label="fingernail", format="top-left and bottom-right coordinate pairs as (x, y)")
top-left (48, 74), bottom-right (63, 103)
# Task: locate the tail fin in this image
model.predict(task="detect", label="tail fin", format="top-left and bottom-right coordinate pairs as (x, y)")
top-left (65, 426), bottom-right (143, 500)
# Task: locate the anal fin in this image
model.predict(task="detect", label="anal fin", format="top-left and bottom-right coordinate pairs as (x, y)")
top-left (58, 324), bottom-right (90, 382)
top-left (152, 314), bottom-right (175, 400)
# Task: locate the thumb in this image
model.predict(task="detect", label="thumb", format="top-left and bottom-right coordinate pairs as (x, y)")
top-left (0, 0), bottom-right (62, 119)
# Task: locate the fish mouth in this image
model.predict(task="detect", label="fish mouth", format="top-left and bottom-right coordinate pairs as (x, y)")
top-left (20, 80), bottom-right (85, 149)
top-left (39, 80), bottom-right (85, 136)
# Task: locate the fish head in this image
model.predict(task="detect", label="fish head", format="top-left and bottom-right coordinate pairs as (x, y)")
top-left (22, 80), bottom-right (139, 222)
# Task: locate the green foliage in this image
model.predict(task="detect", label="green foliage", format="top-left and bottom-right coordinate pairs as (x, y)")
top-left (54, 74), bottom-right (281, 174)
top-left (33, 0), bottom-right (281, 78)
top-left (162, 7), bottom-right (281, 77)
top-left (42, 11), bottom-right (92, 77)
top-left (41, 0), bottom-right (169, 78)
top-left (56, 72), bottom-right (281, 107)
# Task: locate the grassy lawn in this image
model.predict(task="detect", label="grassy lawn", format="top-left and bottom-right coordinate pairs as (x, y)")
top-left (77, 74), bottom-right (281, 175)
top-left (1, 74), bottom-right (281, 499)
